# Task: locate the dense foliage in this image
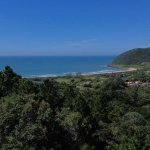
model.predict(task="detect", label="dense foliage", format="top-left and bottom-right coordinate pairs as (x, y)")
top-left (111, 47), bottom-right (150, 65)
top-left (0, 66), bottom-right (150, 150)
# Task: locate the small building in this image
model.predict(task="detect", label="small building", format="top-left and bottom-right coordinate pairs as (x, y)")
top-left (83, 82), bottom-right (92, 87)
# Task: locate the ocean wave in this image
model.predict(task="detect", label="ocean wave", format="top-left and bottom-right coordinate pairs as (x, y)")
top-left (63, 72), bottom-right (79, 75)
top-left (24, 68), bottom-right (123, 78)
top-left (99, 65), bottom-right (107, 67)
top-left (30, 74), bottom-right (57, 77)
top-left (82, 69), bottom-right (122, 75)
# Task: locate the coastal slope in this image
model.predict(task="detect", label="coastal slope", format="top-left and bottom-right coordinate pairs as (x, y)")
top-left (111, 47), bottom-right (150, 65)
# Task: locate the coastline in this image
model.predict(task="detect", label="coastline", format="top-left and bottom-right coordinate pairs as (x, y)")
top-left (30, 67), bottom-right (137, 78)
top-left (81, 67), bottom-right (137, 76)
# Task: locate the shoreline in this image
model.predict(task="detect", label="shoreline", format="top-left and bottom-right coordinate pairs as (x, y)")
top-left (28, 67), bottom-right (137, 78)
top-left (81, 67), bottom-right (137, 76)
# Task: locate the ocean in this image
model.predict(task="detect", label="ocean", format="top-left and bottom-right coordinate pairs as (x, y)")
top-left (0, 56), bottom-right (121, 78)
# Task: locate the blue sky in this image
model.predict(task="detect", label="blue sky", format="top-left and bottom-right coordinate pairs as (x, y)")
top-left (0, 0), bottom-right (150, 56)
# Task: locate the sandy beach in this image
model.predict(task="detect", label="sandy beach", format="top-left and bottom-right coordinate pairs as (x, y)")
top-left (112, 67), bottom-right (136, 73)
top-left (82, 67), bottom-right (137, 76)
top-left (124, 67), bottom-right (137, 72)
top-left (110, 67), bottom-right (137, 73)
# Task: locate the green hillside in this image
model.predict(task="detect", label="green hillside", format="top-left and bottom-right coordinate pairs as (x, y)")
top-left (111, 47), bottom-right (150, 65)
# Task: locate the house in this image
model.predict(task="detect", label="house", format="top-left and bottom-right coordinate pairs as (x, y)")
top-left (83, 82), bottom-right (92, 87)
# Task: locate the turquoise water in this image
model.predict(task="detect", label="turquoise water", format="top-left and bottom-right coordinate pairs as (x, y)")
top-left (0, 56), bottom-right (121, 77)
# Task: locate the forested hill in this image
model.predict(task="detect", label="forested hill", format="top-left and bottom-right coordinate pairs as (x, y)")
top-left (111, 47), bottom-right (150, 65)
top-left (0, 66), bottom-right (150, 149)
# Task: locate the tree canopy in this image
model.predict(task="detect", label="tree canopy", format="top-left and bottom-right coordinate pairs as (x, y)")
top-left (111, 47), bottom-right (150, 65)
top-left (0, 66), bottom-right (150, 149)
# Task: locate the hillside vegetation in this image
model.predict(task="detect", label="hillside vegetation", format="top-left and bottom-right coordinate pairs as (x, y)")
top-left (111, 47), bottom-right (150, 65)
top-left (0, 66), bottom-right (150, 149)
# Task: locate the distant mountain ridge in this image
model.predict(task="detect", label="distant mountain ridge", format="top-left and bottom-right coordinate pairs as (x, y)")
top-left (111, 47), bottom-right (150, 65)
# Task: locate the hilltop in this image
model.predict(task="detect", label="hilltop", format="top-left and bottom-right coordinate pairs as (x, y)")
top-left (111, 47), bottom-right (150, 65)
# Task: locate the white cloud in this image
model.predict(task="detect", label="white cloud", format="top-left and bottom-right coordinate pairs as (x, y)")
top-left (81, 39), bottom-right (97, 43)
top-left (64, 39), bottom-right (98, 46)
